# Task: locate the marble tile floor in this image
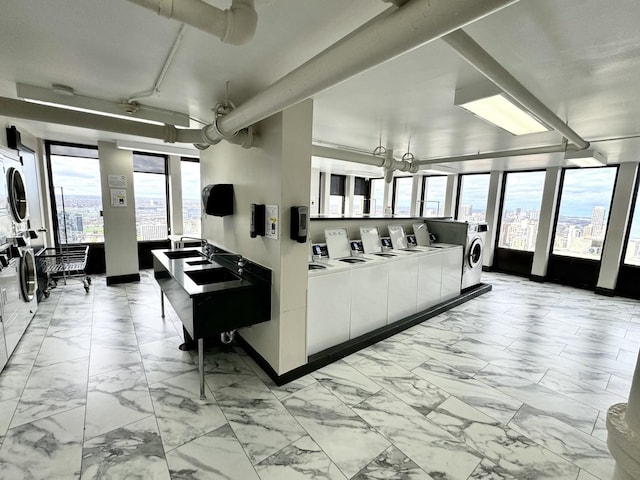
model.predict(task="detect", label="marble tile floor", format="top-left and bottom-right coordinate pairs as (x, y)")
top-left (0, 270), bottom-right (637, 479)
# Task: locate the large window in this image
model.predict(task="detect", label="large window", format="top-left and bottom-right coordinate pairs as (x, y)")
top-left (457, 173), bottom-right (490, 221)
top-left (393, 177), bottom-right (413, 215)
top-left (552, 167), bottom-right (617, 260)
top-left (181, 159), bottom-right (201, 236)
top-left (329, 174), bottom-right (346, 216)
top-left (133, 153), bottom-right (168, 241)
top-left (498, 171), bottom-right (545, 251)
top-left (421, 176), bottom-right (446, 217)
top-left (370, 178), bottom-right (385, 216)
top-left (47, 142), bottom-right (104, 244)
top-left (353, 177), bottom-right (367, 216)
top-left (624, 197), bottom-right (640, 266)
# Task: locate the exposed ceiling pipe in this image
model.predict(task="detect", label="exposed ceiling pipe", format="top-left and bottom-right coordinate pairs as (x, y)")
top-left (197, 0), bottom-right (519, 143)
top-left (127, 24), bottom-right (187, 103)
top-left (443, 29), bottom-right (590, 151)
top-left (126, 0), bottom-right (257, 46)
top-left (312, 145), bottom-right (418, 173)
top-left (0, 96), bottom-right (254, 149)
top-left (414, 142), bottom-right (579, 167)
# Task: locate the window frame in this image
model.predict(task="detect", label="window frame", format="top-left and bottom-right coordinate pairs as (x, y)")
top-left (456, 172), bottom-right (491, 221)
top-left (392, 176), bottom-right (413, 215)
top-left (45, 140), bottom-right (102, 247)
top-left (179, 156), bottom-right (201, 237)
top-left (369, 177), bottom-right (385, 216)
top-left (132, 151), bottom-right (170, 241)
top-left (420, 175), bottom-right (447, 217)
top-left (329, 173), bottom-right (346, 215)
top-left (495, 169), bottom-right (546, 252)
top-left (549, 165), bottom-right (619, 262)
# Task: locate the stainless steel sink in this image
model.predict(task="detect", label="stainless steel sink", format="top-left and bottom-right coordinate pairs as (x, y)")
top-left (165, 250), bottom-right (204, 259)
top-left (185, 268), bottom-right (240, 285)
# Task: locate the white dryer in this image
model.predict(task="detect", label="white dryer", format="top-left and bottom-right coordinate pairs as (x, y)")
top-left (425, 219), bottom-right (487, 290)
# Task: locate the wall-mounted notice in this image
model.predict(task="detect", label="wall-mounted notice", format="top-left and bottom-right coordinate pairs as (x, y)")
top-left (110, 188), bottom-right (127, 207)
top-left (108, 174), bottom-right (127, 188)
top-left (265, 204), bottom-right (279, 239)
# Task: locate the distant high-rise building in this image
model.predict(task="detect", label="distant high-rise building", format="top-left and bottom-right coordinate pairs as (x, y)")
top-left (591, 206), bottom-right (606, 238)
top-left (461, 204), bottom-right (472, 219)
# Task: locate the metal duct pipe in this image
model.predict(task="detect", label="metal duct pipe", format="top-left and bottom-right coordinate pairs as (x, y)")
top-left (126, 0), bottom-right (257, 45)
top-left (207, 0), bottom-right (519, 141)
top-left (0, 96), bottom-right (256, 148)
top-left (443, 29), bottom-right (590, 150)
top-left (0, 96), bottom-right (168, 139)
top-left (312, 145), bottom-right (418, 172)
top-left (414, 142), bottom-right (579, 167)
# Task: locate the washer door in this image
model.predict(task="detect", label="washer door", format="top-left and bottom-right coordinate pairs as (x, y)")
top-left (467, 236), bottom-right (483, 269)
top-left (19, 249), bottom-right (36, 302)
top-left (7, 167), bottom-right (28, 223)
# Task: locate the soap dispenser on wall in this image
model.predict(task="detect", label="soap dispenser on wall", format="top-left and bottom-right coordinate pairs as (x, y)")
top-left (290, 206), bottom-right (308, 243)
top-left (250, 203), bottom-right (266, 237)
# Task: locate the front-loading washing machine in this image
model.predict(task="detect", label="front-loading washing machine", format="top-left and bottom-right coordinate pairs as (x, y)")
top-left (425, 219), bottom-right (487, 290)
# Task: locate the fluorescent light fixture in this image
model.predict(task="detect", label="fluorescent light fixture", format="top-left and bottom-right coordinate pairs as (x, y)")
top-left (116, 140), bottom-right (199, 158)
top-left (564, 149), bottom-right (607, 168)
top-left (455, 84), bottom-right (549, 136)
top-left (16, 83), bottom-right (191, 127)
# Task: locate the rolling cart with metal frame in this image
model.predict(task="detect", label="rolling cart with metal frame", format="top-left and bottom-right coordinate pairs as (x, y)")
top-left (37, 245), bottom-right (91, 296)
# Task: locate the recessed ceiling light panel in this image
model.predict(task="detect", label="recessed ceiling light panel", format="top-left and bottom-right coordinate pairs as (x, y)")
top-left (455, 84), bottom-right (550, 136)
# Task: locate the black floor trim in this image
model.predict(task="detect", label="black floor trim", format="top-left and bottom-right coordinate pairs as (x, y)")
top-left (238, 283), bottom-right (492, 386)
top-left (106, 273), bottom-right (140, 285)
top-left (595, 286), bottom-right (615, 297)
top-left (529, 274), bottom-right (545, 283)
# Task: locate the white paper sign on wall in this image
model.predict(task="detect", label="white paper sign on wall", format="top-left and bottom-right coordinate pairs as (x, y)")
top-left (110, 189), bottom-right (127, 207)
top-left (265, 204), bottom-right (278, 239)
top-left (108, 174), bottom-right (127, 188)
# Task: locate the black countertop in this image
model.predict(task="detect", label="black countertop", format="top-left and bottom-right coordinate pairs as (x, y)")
top-left (152, 248), bottom-right (257, 297)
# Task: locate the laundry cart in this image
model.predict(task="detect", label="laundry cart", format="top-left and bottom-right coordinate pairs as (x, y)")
top-left (37, 245), bottom-right (91, 296)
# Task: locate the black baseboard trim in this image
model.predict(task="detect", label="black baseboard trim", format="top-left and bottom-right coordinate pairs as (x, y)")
top-left (595, 286), bottom-right (615, 297)
top-left (529, 274), bottom-right (545, 283)
top-left (482, 265), bottom-right (492, 272)
top-left (238, 283), bottom-right (492, 386)
top-left (106, 273), bottom-right (140, 286)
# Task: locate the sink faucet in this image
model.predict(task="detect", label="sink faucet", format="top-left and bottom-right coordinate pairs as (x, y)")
top-left (237, 256), bottom-right (245, 276)
top-left (179, 236), bottom-right (206, 247)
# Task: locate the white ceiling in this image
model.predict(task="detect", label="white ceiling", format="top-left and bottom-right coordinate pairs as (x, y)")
top-left (2, 0), bottom-right (640, 175)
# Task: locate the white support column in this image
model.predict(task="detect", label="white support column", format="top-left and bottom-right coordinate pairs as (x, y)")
top-left (443, 174), bottom-right (459, 218)
top-left (167, 155), bottom-right (183, 236)
top-left (98, 141), bottom-right (140, 283)
top-left (310, 167), bottom-right (320, 216)
top-left (597, 162), bottom-right (639, 293)
top-left (483, 171), bottom-right (503, 267)
top-left (608, 351), bottom-right (640, 480)
top-left (345, 175), bottom-right (355, 216)
top-left (410, 175), bottom-right (422, 217)
top-left (383, 176), bottom-right (393, 216)
top-left (320, 171), bottom-right (331, 215)
top-left (530, 167), bottom-right (561, 280)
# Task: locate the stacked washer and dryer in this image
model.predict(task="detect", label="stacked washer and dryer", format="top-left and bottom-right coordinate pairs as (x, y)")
top-left (425, 219), bottom-right (488, 291)
top-left (0, 148), bottom-right (38, 372)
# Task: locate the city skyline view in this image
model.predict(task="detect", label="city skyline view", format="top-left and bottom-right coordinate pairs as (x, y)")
top-left (51, 154), bottom-right (201, 243)
top-left (49, 156), bottom-right (640, 266)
